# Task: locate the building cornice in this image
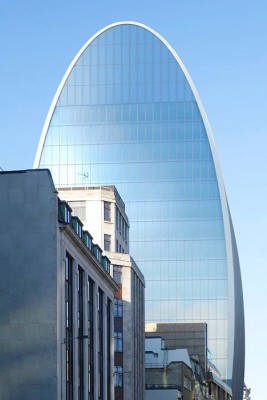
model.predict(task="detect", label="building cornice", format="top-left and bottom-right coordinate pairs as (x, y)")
top-left (59, 222), bottom-right (118, 291)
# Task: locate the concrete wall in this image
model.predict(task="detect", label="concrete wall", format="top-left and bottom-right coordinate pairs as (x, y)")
top-left (145, 389), bottom-right (178, 400)
top-left (0, 170), bottom-right (58, 400)
top-left (107, 252), bottom-right (145, 400)
top-left (145, 322), bottom-right (207, 373)
top-left (58, 186), bottom-right (129, 254)
top-left (146, 364), bottom-right (183, 387)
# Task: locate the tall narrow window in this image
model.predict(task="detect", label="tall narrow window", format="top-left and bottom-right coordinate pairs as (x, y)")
top-left (114, 366), bottom-right (123, 387)
top-left (88, 277), bottom-right (94, 400)
top-left (114, 331), bottom-right (123, 352)
top-left (114, 298), bottom-right (123, 317)
top-left (116, 207), bottom-right (119, 230)
top-left (104, 201), bottom-right (111, 222)
top-left (78, 267), bottom-right (84, 400)
top-left (98, 288), bottom-right (104, 400)
top-left (125, 224), bottom-right (128, 243)
top-left (66, 253), bottom-right (73, 400)
top-left (107, 298), bottom-right (111, 400)
top-left (119, 213), bottom-right (122, 233)
top-left (113, 265), bottom-right (122, 284)
top-left (104, 234), bottom-right (111, 251)
top-left (122, 218), bottom-right (125, 239)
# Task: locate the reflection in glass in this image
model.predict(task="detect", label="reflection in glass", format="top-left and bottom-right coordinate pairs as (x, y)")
top-left (37, 23), bottom-right (244, 388)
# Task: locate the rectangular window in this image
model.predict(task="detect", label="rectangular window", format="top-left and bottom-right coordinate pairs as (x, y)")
top-left (59, 201), bottom-right (71, 223)
top-left (116, 239), bottom-right (118, 252)
top-left (116, 207), bottom-right (119, 230)
top-left (107, 299), bottom-right (111, 400)
top-left (88, 277), bottom-right (94, 400)
top-left (78, 267), bottom-right (84, 400)
top-left (104, 201), bottom-right (111, 222)
top-left (66, 253), bottom-right (73, 400)
top-left (114, 366), bottom-right (123, 387)
top-left (125, 225), bottom-right (128, 243)
top-left (122, 219), bottom-right (125, 239)
top-left (98, 289), bottom-right (104, 399)
top-left (113, 265), bottom-right (122, 284)
top-left (114, 331), bottom-right (123, 352)
top-left (119, 213), bottom-right (122, 233)
top-left (114, 298), bottom-right (123, 317)
top-left (104, 234), bottom-right (111, 251)
top-left (184, 376), bottom-right (192, 391)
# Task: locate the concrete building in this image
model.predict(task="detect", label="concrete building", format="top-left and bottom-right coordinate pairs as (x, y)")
top-left (58, 186), bottom-right (129, 255)
top-left (146, 337), bottom-right (192, 400)
top-left (0, 169), bottom-right (117, 400)
top-left (57, 186), bottom-right (145, 400)
top-left (35, 21), bottom-right (245, 398)
top-left (109, 252), bottom-right (145, 400)
top-left (145, 324), bottom-right (232, 400)
top-left (145, 322), bottom-right (208, 374)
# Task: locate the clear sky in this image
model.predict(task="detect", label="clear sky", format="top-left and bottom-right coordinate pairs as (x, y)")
top-left (1, 1), bottom-right (266, 397)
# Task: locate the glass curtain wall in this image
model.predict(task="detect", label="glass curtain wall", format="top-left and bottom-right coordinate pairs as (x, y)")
top-left (38, 23), bottom-right (243, 384)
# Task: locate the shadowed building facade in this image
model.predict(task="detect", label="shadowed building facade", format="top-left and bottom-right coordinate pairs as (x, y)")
top-left (34, 22), bottom-right (245, 399)
top-left (0, 169), bottom-right (117, 400)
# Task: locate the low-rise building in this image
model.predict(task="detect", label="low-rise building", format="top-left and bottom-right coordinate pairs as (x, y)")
top-left (145, 323), bottom-right (232, 400)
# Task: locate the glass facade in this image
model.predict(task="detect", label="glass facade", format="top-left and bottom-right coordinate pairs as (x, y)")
top-left (36, 22), bottom-right (244, 397)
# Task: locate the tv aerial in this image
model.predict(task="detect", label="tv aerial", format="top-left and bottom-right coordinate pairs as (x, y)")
top-left (77, 172), bottom-right (89, 180)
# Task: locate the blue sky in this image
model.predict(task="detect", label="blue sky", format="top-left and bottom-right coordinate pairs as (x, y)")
top-left (1, 1), bottom-right (266, 397)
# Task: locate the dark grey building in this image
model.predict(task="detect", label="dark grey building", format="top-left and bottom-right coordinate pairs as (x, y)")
top-left (0, 169), bottom-right (117, 400)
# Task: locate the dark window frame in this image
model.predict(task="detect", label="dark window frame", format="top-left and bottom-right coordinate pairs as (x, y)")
top-left (66, 253), bottom-right (74, 400)
top-left (114, 331), bottom-right (123, 352)
top-left (114, 366), bottom-right (123, 387)
top-left (104, 201), bottom-right (111, 222)
top-left (98, 288), bottom-right (104, 400)
top-left (104, 234), bottom-right (111, 251)
top-left (107, 298), bottom-right (111, 400)
top-left (78, 267), bottom-right (84, 400)
top-left (88, 277), bottom-right (94, 400)
top-left (114, 298), bottom-right (123, 317)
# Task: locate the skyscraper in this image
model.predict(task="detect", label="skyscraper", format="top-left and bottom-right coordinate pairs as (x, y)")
top-left (34, 22), bottom-right (244, 399)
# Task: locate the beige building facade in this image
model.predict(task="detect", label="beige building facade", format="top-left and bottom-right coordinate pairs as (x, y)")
top-left (58, 186), bottom-right (145, 400)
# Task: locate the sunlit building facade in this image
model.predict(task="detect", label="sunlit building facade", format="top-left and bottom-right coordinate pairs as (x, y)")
top-left (34, 22), bottom-right (245, 399)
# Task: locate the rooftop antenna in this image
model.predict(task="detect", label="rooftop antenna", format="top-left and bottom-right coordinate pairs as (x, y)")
top-left (77, 172), bottom-right (89, 180)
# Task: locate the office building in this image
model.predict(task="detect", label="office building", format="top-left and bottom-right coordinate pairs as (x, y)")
top-left (57, 186), bottom-right (129, 255)
top-left (146, 323), bottom-right (232, 399)
top-left (109, 252), bottom-right (145, 400)
top-left (0, 169), bottom-right (117, 400)
top-left (146, 337), bottom-right (192, 400)
top-left (57, 185), bottom-right (145, 400)
top-left (34, 21), bottom-right (244, 399)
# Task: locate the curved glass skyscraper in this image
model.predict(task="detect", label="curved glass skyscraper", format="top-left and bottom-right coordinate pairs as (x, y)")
top-left (34, 22), bottom-right (244, 399)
